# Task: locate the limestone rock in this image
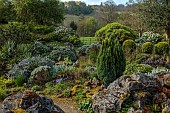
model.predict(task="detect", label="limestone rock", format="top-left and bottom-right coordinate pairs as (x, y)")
top-left (3, 90), bottom-right (65, 113)
top-left (92, 73), bottom-right (170, 113)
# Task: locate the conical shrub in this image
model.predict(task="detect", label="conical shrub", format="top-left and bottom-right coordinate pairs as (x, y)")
top-left (97, 35), bottom-right (126, 86)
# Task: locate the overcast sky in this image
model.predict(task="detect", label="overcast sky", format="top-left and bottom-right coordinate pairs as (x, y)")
top-left (61, 0), bottom-right (128, 5)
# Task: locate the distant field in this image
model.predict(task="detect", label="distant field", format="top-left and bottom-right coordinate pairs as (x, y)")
top-left (63, 14), bottom-right (92, 27)
top-left (80, 37), bottom-right (97, 45)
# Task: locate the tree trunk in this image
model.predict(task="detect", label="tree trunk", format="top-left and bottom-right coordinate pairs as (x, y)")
top-left (166, 28), bottom-right (170, 64)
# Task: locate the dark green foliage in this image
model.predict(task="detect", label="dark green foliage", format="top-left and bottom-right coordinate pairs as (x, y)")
top-left (70, 21), bottom-right (77, 31)
top-left (142, 42), bottom-right (153, 54)
top-left (122, 39), bottom-right (136, 52)
top-left (48, 47), bottom-right (77, 62)
top-left (31, 25), bottom-right (55, 35)
top-left (97, 36), bottom-right (126, 86)
top-left (0, 22), bottom-right (31, 46)
top-left (0, 0), bottom-right (16, 23)
top-left (154, 42), bottom-right (169, 55)
top-left (95, 23), bottom-right (137, 43)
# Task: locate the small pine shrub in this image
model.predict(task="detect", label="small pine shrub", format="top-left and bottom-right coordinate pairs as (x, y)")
top-left (97, 36), bottom-right (126, 86)
top-left (62, 89), bottom-right (71, 97)
top-left (154, 42), bottom-right (169, 55)
top-left (142, 42), bottom-right (153, 54)
top-left (122, 39), bottom-right (136, 52)
top-left (78, 98), bottom-right (94, 113)
top-left (14, 74), bottom-right (26, 86)
top-left (31, 85), bottom-right (41, 92)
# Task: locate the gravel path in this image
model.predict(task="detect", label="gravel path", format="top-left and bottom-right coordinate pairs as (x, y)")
top-left (51, 97), bottom-right (85, 113)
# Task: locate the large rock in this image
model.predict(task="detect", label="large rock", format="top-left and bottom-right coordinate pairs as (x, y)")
top-left (3, 90), bottom-right (65, 113)
top-left (92, 73), bottom-right (170, 113)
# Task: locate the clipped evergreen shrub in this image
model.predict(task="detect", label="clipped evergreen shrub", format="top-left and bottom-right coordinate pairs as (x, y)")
top-left (154, 42), bottom-right (169, 55)
top-left (48, 47), bottom-right (77, 62)
top-left (97, 36), bottom-right (126, 86)
top-left (142, 42), bottom-right (153, 54)
top-left (122, 39), bottom-right (136, 52)
top-left (0, 22), bottom-right (31, 46)
top-left (29, 41), bottom-right (52, 56)
top-left (95, 23), bottom-right (136, 43)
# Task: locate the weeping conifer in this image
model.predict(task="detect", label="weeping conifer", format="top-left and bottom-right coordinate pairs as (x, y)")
top-left (97, 35), bottom-right (126, 86)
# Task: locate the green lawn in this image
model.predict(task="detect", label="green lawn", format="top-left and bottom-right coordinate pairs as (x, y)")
top-left (80, 37), bottom-right (97, 45)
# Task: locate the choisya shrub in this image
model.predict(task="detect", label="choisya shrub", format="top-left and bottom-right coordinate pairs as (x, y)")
top-left (142, 42), bottom-right (153, 54)
top-left (122, 39), bottom-right (136, 52)
top-left (154, 42), bottom-right (169, 55)
top-left (95, 23), bottom-right (136, 43)
top-left (136, 31), bottom-right (163, 46)
top-left (97, 36), bottom-right (126, 86)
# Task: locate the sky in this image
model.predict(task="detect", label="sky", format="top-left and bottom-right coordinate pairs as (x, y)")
top-left (61, 0), bottom-right (128, 5)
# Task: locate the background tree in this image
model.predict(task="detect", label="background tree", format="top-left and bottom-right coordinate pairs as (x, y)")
top-left (97, 36), bottom-right (126, 86)
top-left (139, 0), bottom-right (170, 63)
top-left (97, 0), bottom-right (117, 24)
top-left (70, 21), bottom-right (77, 31)
top-left (0, 0), bottom-right (16, 23)
top-left (117, 1), bottom-right (148, 36)
top-left (139, 0), bottom-right (170, 40)
top-left (13, 0), bottom-right (64, 25)
top-left (77, 17), bottom-right (100, 36)
top-left (63, 1), bottom-right (93, 16)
